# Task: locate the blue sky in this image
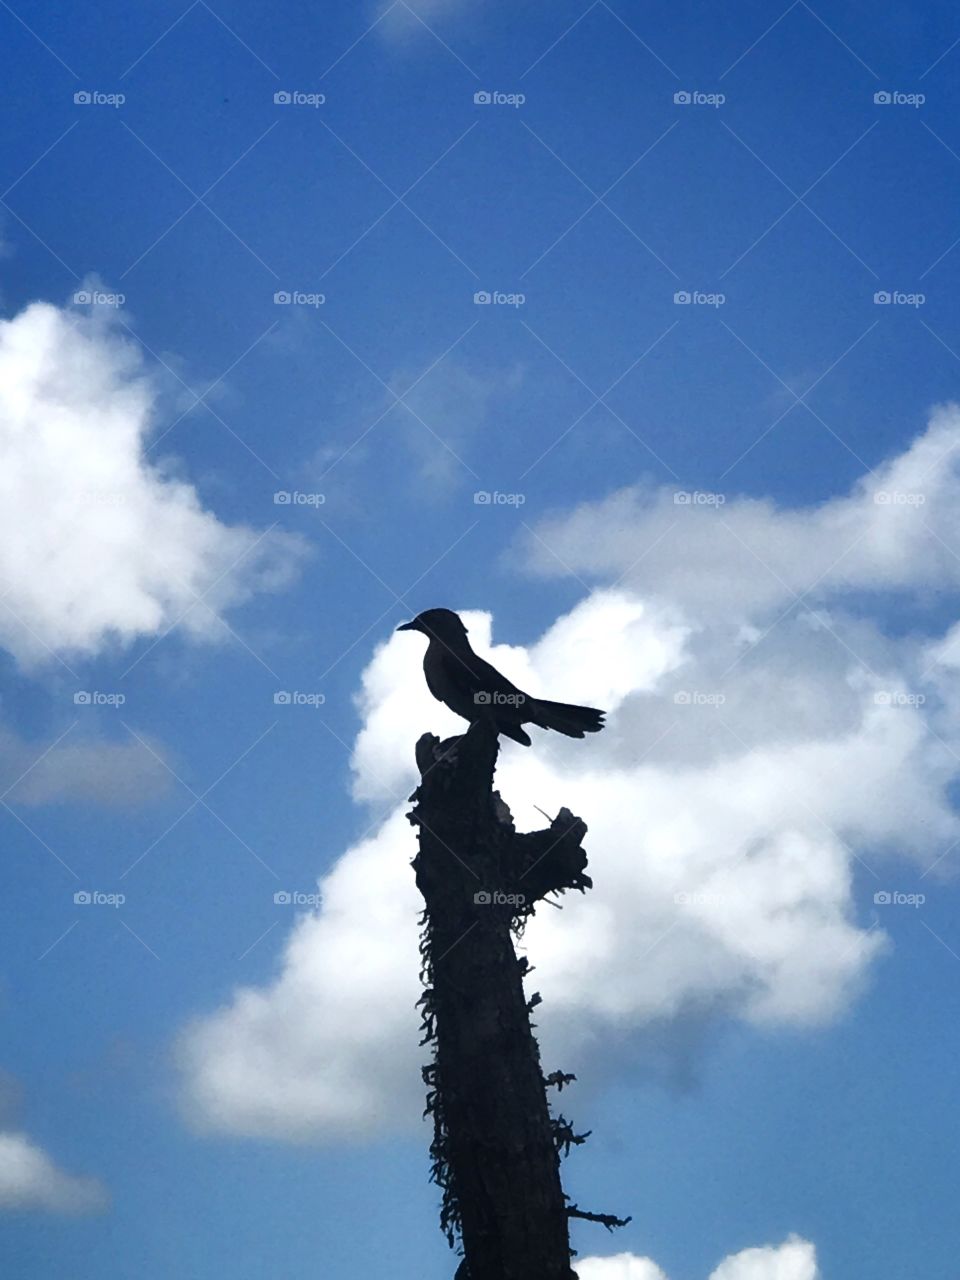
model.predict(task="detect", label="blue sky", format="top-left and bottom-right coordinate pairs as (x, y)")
top-left (2, 2), bottom-right (960, 1278)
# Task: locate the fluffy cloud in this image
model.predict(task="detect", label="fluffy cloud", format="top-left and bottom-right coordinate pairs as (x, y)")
top-left (577, 1252), bottom-right (669, 1280)
top-left (179, 411), bottom-right (960, 1140)
top-left (579, 1236), bottom-right (818, 1280)
top-left (0, 300), bottom-right (303, 666)
top-left (525, 403), bottom-right (960, 617)
top-left (707, 1235), bottom-right (818, 1280)
top-left (0, 1131), bottom-right (107, 1214)
top-left (179, 809), bottom-right (423, 1141)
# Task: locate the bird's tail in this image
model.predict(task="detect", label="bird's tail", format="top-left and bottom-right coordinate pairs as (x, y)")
top-left (529, 698), bottom-right (605, 738)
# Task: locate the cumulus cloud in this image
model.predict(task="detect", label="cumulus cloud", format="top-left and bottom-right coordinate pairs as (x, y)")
top-left (707, 1235), bottom-right (819, 1280)
top-left (179, 809), bottom-right (422, 1141)
top-left (577, 1251), bottom-right (669, 1280)
top-left (178, 411), bottom-right (960, 1141)
top-left (0, 300), bottom-right (304, 666)
top-left (0, 1131), bottom-right (108, 1214)
top-left (524, 403), bottom-right (960, 617)
top-left (578, 1236), bottom-right (818, 1280)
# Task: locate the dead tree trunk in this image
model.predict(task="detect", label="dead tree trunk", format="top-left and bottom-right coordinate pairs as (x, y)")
top-left (408, 719), bottom-right (627, 1280)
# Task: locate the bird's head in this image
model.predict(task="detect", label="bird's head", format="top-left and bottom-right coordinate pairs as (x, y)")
top-left (397, 608), bottom-right (470, 645)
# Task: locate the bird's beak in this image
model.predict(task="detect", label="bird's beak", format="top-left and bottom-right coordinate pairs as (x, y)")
top-left (396, 620), bottom-right (419, 633)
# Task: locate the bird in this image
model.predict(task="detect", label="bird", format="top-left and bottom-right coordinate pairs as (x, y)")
top-left (397, 608), bottom-right (605, 747)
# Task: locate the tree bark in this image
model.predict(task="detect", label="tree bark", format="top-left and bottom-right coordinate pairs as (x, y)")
top-left (409, 719), bottom-right (596, 1280)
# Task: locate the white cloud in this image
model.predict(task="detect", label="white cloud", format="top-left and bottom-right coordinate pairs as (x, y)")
top-left (178, 412), bottom-right (960, 1141)
top-left (0, 300), bottom-right (304, 666)
top-left (178, 809), bottom-right (422, 1141)
top-left (578, 1236), bottom-right (818, 1280)
top-left (0, 1131), bottom-right (108, 1214)
top-left (707, 1235), bottom-right (819, 1280)
top-left (525, 403), bottom-right (960, 618)
top-left (576, 1252), bottom-right (669, 1280)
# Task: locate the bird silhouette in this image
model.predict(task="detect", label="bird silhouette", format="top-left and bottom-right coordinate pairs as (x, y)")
top-left (397, 608), bottom-right (605, 746)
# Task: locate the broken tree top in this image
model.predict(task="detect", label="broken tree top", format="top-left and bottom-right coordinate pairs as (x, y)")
top-left (409, 721), bottom-right (593, 910)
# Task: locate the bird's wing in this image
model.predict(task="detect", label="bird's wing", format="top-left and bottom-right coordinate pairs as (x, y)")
top-left (424, 645), bottom-right (527, 716)
top-left (463, 651), bottom-right (527, 699)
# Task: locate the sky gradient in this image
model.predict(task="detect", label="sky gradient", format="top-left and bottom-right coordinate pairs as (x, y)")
top-left (2, 3), bottom-right (960, 1278)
